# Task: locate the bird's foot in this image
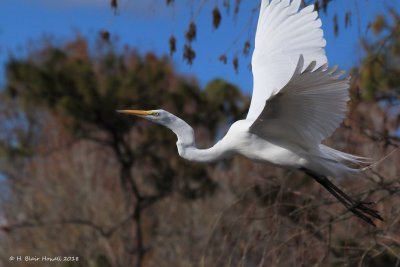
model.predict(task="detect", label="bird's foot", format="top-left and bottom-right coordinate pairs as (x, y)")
top-left (349, 201), bottom-right (384, 226)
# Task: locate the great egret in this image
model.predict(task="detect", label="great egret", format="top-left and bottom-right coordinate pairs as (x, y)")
top-left (119, 0), bottom-right (383, 226)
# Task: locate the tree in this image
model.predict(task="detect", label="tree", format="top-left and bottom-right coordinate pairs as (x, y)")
top-left (0, 36), bottom-right (247, 267)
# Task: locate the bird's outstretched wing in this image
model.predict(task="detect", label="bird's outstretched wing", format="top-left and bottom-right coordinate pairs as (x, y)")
top-left (247, 0), bottom-right (327, 120)
top-left (249, 55), bottom-right (349, 151)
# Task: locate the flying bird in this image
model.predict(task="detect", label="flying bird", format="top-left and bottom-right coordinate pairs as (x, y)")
top-left (119, 0), bottom-right (383, 226)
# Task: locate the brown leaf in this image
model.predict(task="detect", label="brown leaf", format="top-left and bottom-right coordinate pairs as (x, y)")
top-left (100, 31), bottom-right (110, 42)
top-left (345, 11), bottom-right (352, 28)
top-left (185, 22), bottom-right (197, 43)
top-left (314, 0), bottom-right (320, 13)
top-left (212, 7), bottom-right (222, 29)
top-left (322, 0), bottom-right (328, 14)
top-left (219, 54), bottom-right (227, 64)
top-left (333, 14), bottom-right (339, 36)
top-left (234, 0), bottom-right (241, 15)
top-left (111, 0), bottom-right (117, 10)
top-left (243, 41), bottom-right (251, 56)
top-left (233, 56), bottom-right (239, 73)
top-left (169, 35), bottom-right (176, 56)
top-left (183, 44), bottom-right (196, 65)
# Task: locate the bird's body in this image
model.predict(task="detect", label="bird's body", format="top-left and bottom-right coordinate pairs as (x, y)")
top-left (177, 119), bottom-right (304, 167)
top-left (224, 120), bottom-right (305, 167)
top-left (119, 0), bottom-right (383, 226)
top-left (159, 112), bottom-right (358, 178)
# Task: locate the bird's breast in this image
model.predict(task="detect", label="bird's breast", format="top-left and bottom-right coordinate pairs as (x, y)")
top-left (235, 133), bottom-right (307, 168)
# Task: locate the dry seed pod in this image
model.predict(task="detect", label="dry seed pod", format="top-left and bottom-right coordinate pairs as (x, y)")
top-left (233, 56), bottom-right (239, 73)
top-left (183, 44), bottom-right (196, 65)
top-left (111, 0), bottom-right (117, 10)
top-left (219, 54), bottom-right (227, 64)
top-left (243, 41), bottom-right (251, 56)
top-left (185, 22), bottom-right (197, 42)
top-left (169, 35), bottom-right (176, 56)
top-left (212, 7), bottom-right (222, 29)
top-left (100, 30), bottom-right (110, 42)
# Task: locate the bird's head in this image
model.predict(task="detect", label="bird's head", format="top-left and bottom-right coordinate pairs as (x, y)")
top-left (117, 109), bottom-right (176, 127)
top-left (117, 108), bottom-right (194, 145)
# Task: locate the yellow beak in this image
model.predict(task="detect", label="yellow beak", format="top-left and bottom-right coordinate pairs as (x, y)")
top-left (117, 109), bottom-right (152, 116)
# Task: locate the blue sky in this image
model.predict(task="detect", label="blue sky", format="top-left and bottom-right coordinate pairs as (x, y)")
top-left (0, 0), bottom-right (398, 95)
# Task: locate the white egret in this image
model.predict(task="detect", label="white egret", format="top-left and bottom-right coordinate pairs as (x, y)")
top-left (119, 0), bottom-right (383, 226)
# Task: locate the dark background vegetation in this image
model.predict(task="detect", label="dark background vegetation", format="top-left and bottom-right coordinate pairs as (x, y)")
top-left (0, 1), bottom-right (400, 266)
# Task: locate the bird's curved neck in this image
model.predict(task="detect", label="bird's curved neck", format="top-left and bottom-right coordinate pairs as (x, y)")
top-left (177, 142), bottom-right (228, 162)
top-left (167, 117), bottom-right (228, 162)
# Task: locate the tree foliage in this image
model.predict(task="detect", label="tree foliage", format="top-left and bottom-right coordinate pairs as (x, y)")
top-left (356, 10), bottom-right (400, 100)
top-left (0, 36), bottom-right (247, 267)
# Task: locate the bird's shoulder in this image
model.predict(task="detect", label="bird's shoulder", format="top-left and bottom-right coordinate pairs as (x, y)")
top-left (227, 120), bottom-right (254, 136)
top-left (215, 120), bottom-right (255, 151)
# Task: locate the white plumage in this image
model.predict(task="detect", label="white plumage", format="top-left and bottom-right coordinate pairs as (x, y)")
top-left (248, 0), bottom-right (327, 120)
top-left (119, 0), bottom-right (383, 226)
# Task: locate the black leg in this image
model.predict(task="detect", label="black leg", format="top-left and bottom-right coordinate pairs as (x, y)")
top-left (300, 168), bottom-right (383, 226)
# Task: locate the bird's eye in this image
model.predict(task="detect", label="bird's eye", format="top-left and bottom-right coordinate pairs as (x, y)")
top-left (152, 112), bottom-right (160, 116)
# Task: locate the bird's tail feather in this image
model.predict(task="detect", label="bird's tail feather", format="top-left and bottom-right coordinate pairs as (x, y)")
top-left (303, 145), bottom-right (369, 178)
top-left (319, 144), bottom-right (371, 165)
top-left (319, 144), bottom-right (399, 175)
